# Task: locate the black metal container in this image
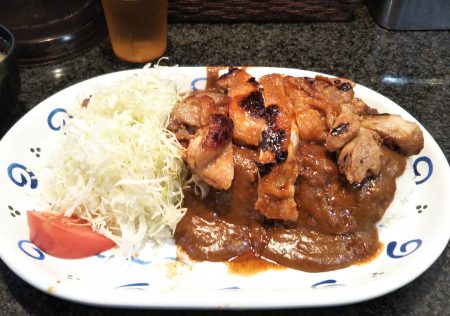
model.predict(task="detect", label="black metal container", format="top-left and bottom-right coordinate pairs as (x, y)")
top-left (364, 0), bottom-right (450, 30)
top-left (0, 24), bottom-right (21, 133)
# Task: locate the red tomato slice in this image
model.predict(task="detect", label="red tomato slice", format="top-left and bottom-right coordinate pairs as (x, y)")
top-left (27, 211), bottom-right (116, 259)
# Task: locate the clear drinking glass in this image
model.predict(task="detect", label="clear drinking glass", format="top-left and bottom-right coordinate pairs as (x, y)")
top-left (101, 0), bottom-right (168, 62)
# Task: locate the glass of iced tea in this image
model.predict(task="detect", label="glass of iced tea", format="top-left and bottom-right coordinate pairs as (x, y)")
top-left (101, 0), bottom-right (168, 63)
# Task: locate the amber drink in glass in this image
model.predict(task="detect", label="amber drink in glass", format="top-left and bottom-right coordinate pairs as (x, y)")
top-left (102, 0), bottom-right (168, 62)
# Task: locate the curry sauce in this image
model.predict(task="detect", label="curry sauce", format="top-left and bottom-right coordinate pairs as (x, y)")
top-left (175, 143), bottom-right (406, 272)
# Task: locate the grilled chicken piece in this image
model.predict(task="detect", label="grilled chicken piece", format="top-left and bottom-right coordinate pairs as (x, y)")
top-left (340, 98), bottom-right (370, 116)
top-left (184, 114), bottom-right (234, 190)
top-left (315, 76), bottom-right (355, 105)
top-left (284, 77), bottom-right (328, 142)
top-left (168, 91), bottom-right (229, 141)
top-left (255, 156), bottom-right (299, 221)
top-left (325, 112), bottom-right (362, 152)
top-left (260, 74), bottom-right (294, 115)
top-left (284, 77), bottom-right (339, 128)
top-left (193, 90), bottom-right (231, 108)
top-left (216, 67), bottom-right (258, 97)
top-left (338, 128), bottom-right (382, 184)
top-left (293, 107), bottom-right (328, 143)
top-left (228, 91), bottom-right (267, 146)
top-left (216, 68), bottom-right (266, 146)
top-left (170, 94), bottom-right (218, 127)
top-left (255, 74), bottom-right (299, 222)
top-left (286, 75), bottom-right (358, 129)
top-left (361, 114), bottom-right (424, 156)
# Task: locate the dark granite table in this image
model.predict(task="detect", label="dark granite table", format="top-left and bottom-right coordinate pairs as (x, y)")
top-left (1, 2), bottom-right (449, 315)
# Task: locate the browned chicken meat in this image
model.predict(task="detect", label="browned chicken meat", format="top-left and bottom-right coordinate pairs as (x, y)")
top-left (255, 74), bottom-right (299, 222)
top-left (325, 112), bottom-right (362, 152)
top-left (216, 67), bottom-right (257, 97)
top-left (285, 76), bottom-right (355, 128)
top-left (338, 128), bottom-right (382, 184)
top-left (167, 90), bottom-right (229, 141)
top-left (283, 73), bottom-right (423, 184)
top-left (226, 91), bottom-right (267, 147)
top-left (184, 114), bottom-right (234, 190)
top-left (362, 114), bottom-right (424, 156)
top-left (170, 68), bottom-right (425, 221)
top-left (216, 68), bottom-right (266, 147)
top-left (284, 77), bottom-right (328, 143)
top-left (340, 97), bottom-right (370, 116)
top-left (315, 75), bottom-right (355, 105)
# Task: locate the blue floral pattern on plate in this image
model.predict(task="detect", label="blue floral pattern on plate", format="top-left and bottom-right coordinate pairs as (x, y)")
top-left (190, 77), bottom-right (207, 91)
top-left (311, 279), bottom-right (339, 288)
top-left (18, 240), bottom-right (45, 260)
top-left (7, 163), bottom-right (38, 189)
top-left (386, 239), bottom-right (423, 259)
top-left (116, 282), bottom-right (150, 290)
top-left (413, 156), bottom-right (433, 185)
top-left (47, 108), bottom-right (70, 131)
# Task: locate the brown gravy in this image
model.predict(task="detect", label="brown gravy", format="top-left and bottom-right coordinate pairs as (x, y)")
top-left (226, 254), bottom-right (285, 276)
top-left (175, 143), bottom-right (406, 272)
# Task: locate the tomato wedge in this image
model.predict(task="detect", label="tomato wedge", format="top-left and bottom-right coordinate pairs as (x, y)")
top-left (27, 211), bottom-right (116, 259)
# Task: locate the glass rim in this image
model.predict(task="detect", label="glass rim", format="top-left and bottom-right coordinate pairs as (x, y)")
top-left (0, 24), bottom-right (16, 62)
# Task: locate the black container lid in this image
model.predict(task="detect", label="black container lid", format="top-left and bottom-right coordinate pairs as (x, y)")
top-left (0, 0), bottom-right (106, 65)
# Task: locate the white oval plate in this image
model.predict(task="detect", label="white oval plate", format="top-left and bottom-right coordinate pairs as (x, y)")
top-left (0, 67), bottom-right (449, 308)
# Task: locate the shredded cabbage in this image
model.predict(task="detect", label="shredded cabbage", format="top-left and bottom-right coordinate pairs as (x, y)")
top-left (40, 71), bottom-right (188, 255)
